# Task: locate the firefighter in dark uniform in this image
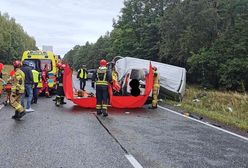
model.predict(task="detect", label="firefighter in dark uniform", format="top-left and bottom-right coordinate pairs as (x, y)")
top-left (55, 63), bottom-right (66, 106)
top-left (92, 59), bottom-right (112, 117)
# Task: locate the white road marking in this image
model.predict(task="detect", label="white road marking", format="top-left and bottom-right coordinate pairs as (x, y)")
top-left (158, 105), bottom-right (248, 142)
top-left (125, 154), bottom-right (143, 168)
top-left (0, 104), bottom-right (4, 110)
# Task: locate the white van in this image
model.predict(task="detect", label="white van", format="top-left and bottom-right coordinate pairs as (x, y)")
top-left (121, 68), bottom-right (153, 97)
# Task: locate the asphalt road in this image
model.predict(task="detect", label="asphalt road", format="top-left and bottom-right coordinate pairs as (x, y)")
top-left (0, 79), bottom-right (247, 168)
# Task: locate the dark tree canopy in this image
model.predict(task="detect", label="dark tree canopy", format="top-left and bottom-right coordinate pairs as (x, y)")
top-left (64, 0), bottom-right (248, 91)
top-left (0, 12), bottom-right (38, 64)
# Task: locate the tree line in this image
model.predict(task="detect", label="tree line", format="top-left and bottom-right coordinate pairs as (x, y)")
top-left (0, 12), bottom-right (37, 64)
top-left (64, 0), bottom-right (248, 91)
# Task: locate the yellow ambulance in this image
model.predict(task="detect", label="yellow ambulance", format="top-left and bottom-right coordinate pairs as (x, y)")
top-left (21, 50), bottom-right (57, 90)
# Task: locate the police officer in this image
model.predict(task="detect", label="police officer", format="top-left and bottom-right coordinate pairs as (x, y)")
top-left (92, 59), bottom-right (112, 117)
top-left (77, 65), bottom-right (88, 91)
top-left (10, 60), bottom-right (26, 120)
top-left (150, 66), bottom-right (160, 109)
top-left (55, 63), bottom-right (66, 106)
top-left (30, 63), bottom-right (40, 104)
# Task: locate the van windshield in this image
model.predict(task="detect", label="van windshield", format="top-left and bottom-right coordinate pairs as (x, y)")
top-left (130, 69), bottom-right (145, 80)
top-left (24, 59), bottom-right (52, 72)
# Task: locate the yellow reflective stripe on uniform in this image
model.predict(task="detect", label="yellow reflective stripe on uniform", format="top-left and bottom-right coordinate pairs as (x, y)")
top-left (96, 105), bottom-right (101, 109)
top-left (102, 104), bottom-right (108, 110)
top-left (96, 81), bottom-right (108, 85)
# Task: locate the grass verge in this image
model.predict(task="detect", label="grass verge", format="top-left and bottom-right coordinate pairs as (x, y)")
top-left (165, 85), bottom-right (248, 131)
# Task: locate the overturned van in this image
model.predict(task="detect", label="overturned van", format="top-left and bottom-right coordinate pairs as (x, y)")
top-left (115, 57), bottom-right (186, 101)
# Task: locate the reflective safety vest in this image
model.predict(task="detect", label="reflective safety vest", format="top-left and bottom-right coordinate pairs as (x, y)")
top-left (12, 68), bottom-right (25, 94)
top-left (79, 68), bottom-right (87, 79)
top-left (32, 69), bottom-right (39, 83)
top-left (96, 67), bottom-right (108, 86)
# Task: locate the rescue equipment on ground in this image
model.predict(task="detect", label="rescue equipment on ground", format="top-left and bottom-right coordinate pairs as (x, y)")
top-left (0, 80), bottom-right (12, 106)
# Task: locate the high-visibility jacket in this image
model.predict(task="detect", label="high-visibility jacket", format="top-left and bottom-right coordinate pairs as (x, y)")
top-left (95, 67), bottom-right (112, 86)
top-left (78, 68), bottom-right (88, 79)
top-left (11, 68), bottom-right (25, 94)
top-left (32, 69), bottom-right (40, 83)
top-left (41, 69), bottom-right (48, 82)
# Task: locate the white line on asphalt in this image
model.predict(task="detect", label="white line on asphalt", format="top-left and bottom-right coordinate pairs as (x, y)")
top-left (125, 154), bottom-right (143, 168)
top-left (0, 105), bottom-right (4, 110)
top-left (158, 105), bottom-right (248, 142)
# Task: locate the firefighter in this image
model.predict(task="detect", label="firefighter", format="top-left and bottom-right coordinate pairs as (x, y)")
top-left (39, 64), bottom-right (51, 98)
top-left (77, 65), bottom-right (88, 91)
top-left (55, 63), bottom-right (66, 106)
top-left (107, 62), bottom-right (121, 93)
top-left (150, 66), bottom-right (160, 109)
top-left (92, 59), bottom-right (112, 117)
top-left (10, 60), bottom-right (26, 120)
top-left (30, 63), bottom-right (40, 104)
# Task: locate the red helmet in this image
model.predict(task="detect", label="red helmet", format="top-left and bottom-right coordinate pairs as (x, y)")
top-left (57, 63), bottom-right (62, 68)
top-left (99, 59), bottom-right (107, 67)
top-left (13, 60), bottom-right (22, 68)
top-left (152, 66), bottom-right (157, 71)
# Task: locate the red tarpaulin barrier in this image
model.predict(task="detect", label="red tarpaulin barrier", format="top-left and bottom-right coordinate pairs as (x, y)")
top-left (0, 63), bottom-right (3, 72)
top-left (63, 63), bottom-right (153, 109)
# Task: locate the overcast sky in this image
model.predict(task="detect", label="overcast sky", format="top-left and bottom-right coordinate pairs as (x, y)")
top-left (0, 0), bottom-right (124, 56)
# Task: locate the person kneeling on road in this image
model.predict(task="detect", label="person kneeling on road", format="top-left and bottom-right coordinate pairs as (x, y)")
top-left (55, 63), bottom-right (66, 106)
top-left (10, 60), bottom-right (26, 120)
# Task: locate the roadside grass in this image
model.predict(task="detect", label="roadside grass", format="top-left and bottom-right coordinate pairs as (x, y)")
top-left (165, 86), bottom-right (248, 131)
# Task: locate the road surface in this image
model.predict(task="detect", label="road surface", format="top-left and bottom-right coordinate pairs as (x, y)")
top-left (0, 80), bottom-right (247, 168)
